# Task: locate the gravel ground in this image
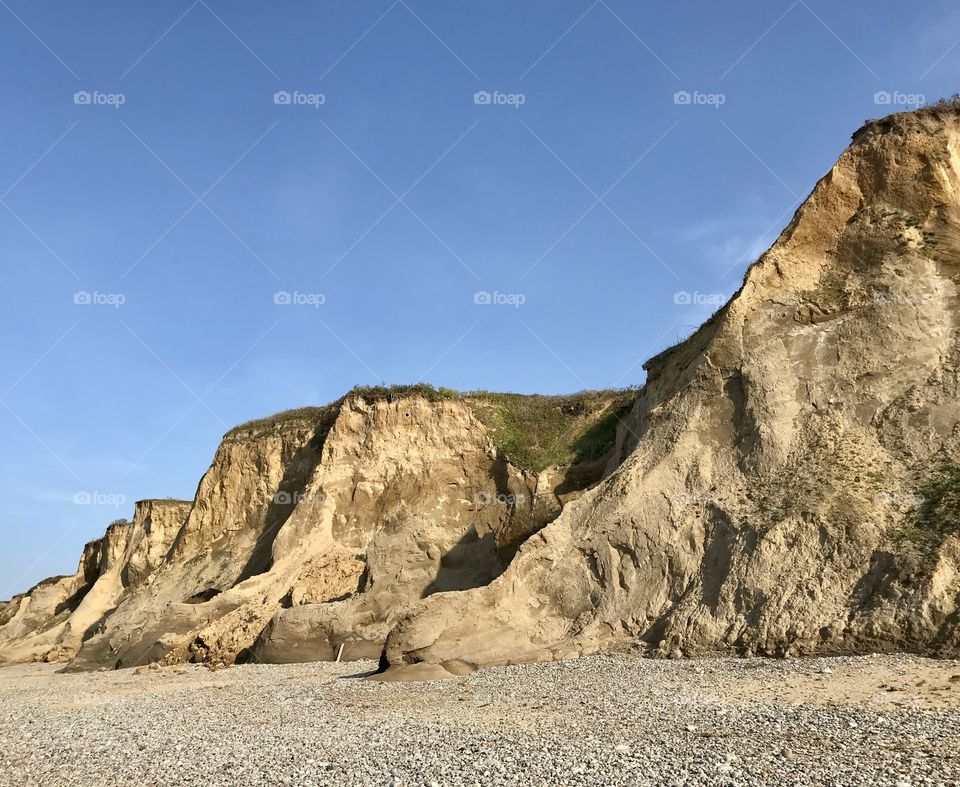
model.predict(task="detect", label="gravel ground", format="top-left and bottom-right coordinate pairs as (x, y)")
top-left (0, 654), bottom-right (958, 786)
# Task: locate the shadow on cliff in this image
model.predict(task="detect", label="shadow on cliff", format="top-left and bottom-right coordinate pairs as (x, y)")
top-left (420, 530), bottom-right (505, 599)
top-left (234, 415), bottom-right (338, 584)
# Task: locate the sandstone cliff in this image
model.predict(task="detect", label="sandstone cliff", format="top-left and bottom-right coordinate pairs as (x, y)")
top-left (382, 107), bottom-right (960, 675)
top-left (0, 499), bottom-right (191, 664)
top-left (7, 107), bottom-right (960, 675)
top-left (0, 389), bottom-right (629, 668)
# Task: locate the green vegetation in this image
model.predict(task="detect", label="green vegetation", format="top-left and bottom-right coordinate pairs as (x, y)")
top-left (643, 302), bottom-right (730, 374)
top-left (347, 383), bottom-right (458, 402)
top-left (225, 405), bottom-right (338, 440)
top-left (895, 463), bottom-right (960, 548)
top-left (223, 384), bottom-right (638, 473)
top-left (919, 94), bottom-right (960, 116)
top-left (345, 383), bottom-right (637, 469)
top-left (462, 390), bottom-right (636, 472)
top-left (644, 339), bottom-right (685, 372)
top-left (807, 271), bottom-right (849, 312)
top-left (861, 95), bottom-right (960, 137)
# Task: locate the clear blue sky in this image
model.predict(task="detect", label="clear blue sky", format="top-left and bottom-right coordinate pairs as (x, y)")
top-left (2, 0), bottom-right (957, 595)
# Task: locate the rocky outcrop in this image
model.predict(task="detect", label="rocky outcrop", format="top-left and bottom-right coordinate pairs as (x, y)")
top-left (383, 107), bottom-right (960, 675)
top-left (1, 390), bottom-right (627, 669)
top-left (0, 499), bottom-right (191, 664)
top-left (63, 408), bottom-right (336, 669)
top-left (248, 395), bottom-right (562, 664)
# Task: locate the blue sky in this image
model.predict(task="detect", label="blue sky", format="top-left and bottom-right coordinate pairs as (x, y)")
top-left (1, 0), bottom-right (957, 594)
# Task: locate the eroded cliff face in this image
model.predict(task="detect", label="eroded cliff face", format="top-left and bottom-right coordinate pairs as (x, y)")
top-left (383, 109), bottom-right (960, 674)
top-left (194, 394), bottom-right (619, 667)
top-left (11, 109), bottom-right (957, 675)
top-left (0, 499), bottom-right (191, 664)
top-left (64, 411), bottom-right (333, 669)
top-left (3, 391), bottom-right (623, 669)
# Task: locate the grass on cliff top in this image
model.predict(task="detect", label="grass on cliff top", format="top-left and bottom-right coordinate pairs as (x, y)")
top-left (461, 389), bottom-right (636, 471)
top-left (895, 463), bottom-right (960, 549)
top-left (224, 405), bottom-right (339, 440)
top-left (914, 94), bottom-right (960, 118)
top-left (226, 384), bottom-right (637, 472)
top-left (861, 94), bottom-right (960, 135)
top-left (351, 384), bottom-right (637, 470)
top-left (348, 383), bottom-right (459, 402)
top-left (643, 302), bottom-right (730, 375)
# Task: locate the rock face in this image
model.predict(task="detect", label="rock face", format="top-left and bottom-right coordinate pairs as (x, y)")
top-left (0, 500), bottom-right (191, 664)
top-left (7, 108), bottom-right (960, 674)
top-left (383, 108), bottom-right (960, 674)
top-left (1, 391), bottom-right (627, 668)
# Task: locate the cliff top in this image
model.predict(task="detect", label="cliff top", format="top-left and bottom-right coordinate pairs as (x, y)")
top-left (855, 95), bottom-right (960, 141)
top-left (225, 385), bottom-right (636, 472)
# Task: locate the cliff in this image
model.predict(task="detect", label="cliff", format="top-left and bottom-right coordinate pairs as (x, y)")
top-left (8, 107), bottom-right (960, 675)
top-left (0, 499), bottom-right (191, 664)
top-left (0, 389), bottom-right (630, 668)
top-left (383, 107), bottom-right (960, 674)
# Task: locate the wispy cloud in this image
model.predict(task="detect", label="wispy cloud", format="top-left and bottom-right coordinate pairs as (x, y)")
top-left (678, 209), bottom-right (781, 277)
